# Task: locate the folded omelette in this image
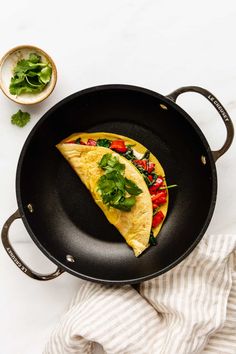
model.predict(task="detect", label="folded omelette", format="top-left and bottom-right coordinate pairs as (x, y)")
top-left (56, 132), bottom-right (168, 256)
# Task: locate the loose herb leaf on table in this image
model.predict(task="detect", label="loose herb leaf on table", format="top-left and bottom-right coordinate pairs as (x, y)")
top-left (11, 109), bottom-right (30, 127)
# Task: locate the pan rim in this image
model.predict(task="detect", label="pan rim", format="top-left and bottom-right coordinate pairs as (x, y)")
top-left (15, 84), bottom-right (217, 284)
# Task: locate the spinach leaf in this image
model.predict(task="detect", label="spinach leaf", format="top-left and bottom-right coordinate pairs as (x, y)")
top-left (141, 150), bottom-right (150, 160)
top-left (149, 232), bottom-right (157, 245)
top-left (120, 146), bottom-right (136, 160)
top-left (96, 139), bottom-right (111, 148)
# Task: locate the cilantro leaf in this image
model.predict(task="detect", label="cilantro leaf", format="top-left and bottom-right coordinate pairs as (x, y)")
top-left (111, 196), bottom-right (136, 211)
top-left (13, 59), bottom-right (32, 76)
top-left (99, 154), bottom-right (125, 173)
top-left (9, 52), bottom-right (52, 96)
top-left (29, 53), bottom-right (41, 63)
top-left (11, 110), bottom-right (30, 128)
top-left (124, 178), bottom-right (143, 196)
top-left (97, 153), bottom-right (142, 212)
top-left (25, 76), bottom-right (44, 87)
top-left (39, 66), bottom-right (52, 84)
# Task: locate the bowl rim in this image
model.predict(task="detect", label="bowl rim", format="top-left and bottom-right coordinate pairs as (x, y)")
top-left (0, 44), bottom-right (57, 105)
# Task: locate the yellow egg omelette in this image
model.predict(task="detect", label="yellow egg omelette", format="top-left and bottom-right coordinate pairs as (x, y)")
top-left (56, 132), bottom-right (169, 256)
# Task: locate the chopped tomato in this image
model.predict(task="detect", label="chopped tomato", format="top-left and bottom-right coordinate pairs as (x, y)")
top-left (133, 159), bottom-right (147, 170)
top-left (152, 203), bottom-right (158, 209)
top-left (140, 160), bottom-right (147, 170)
top-left (134, 159), bottom-right (155, 172)
top-left (87, 139), bottom-right (97, 146)
top-left (110, 140), bottom-right (127, 153)
top-left (142, 160), bottom-right (147, 170)
top-left (133, 160), bottom-right (155, 173)
top-left (147, 162), bottom-right (155, 173)
top-left (151, 191), bottom-right (167, 205)
top-left (133, 160), bottom-right (139, 167)
top-left (152, 211), bottom-right (164, 228)
top-left (149, 177), bottom-right (164, 194)
top-left (148, 175), bottom-right (153, 182)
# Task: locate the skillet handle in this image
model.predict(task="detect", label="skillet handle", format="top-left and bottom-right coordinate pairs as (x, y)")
top-left (166, 86), bottom-right (234, 162)
top-left (1, 210), bottom-right (64, 280)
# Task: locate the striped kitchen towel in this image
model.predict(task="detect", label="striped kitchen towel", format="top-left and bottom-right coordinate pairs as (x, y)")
top-left (44, 234), bottom-right (236, 354)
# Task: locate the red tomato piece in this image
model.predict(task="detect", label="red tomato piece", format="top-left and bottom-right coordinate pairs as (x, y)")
top-left (151, 191), bottom-right (167, 205)
top-left (147, 162), bottom-right (155, 173)
top-left (142, 160), bottom-right (147, 170)
top-left (133, 159), bottom-right (143, 166)
top-left (152, 211), bottom-right (164, 228)
top-left (110, 140), bottom-right (127, 153)
top-left (133, 159), bottom-right (147, 170)
top-left (149, 177), bottom-right (164, 194)
top-left (87, 139), bottom-right (97, 146)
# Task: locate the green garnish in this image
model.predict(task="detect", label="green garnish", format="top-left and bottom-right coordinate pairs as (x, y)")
top-left (9, 53), bottom-right (52, 96)
top-left (141, 150), bottom-right (150, 160)
top-left (124, 178), bottom-right (143, 195)
top-left (134, 164), bottom-right (149, 176)
top-left (143, 175), bottom-right (152, 186)
top-left (11, 109), bottom-right (30, 127)
top-left (97, 139), bottom-right (111, 148)
top-left (99, 153), bottom-right (125, 173)
top-left (153, 207), bottom-right (160, 215)
top-left (149, 231), bottom-right (157, 245)
top-left (149, 173), bottom-right (158, 185)
top-left (29, 53), bottom-right (41, 63)
top-left (120, 146), bottom-right (136, 160)
top-left (159, 184), bottom-right (178, 190)
top-left (113, 196), bottom-right (137, 211)
top-left (97, 153), bottom-right (142, 211)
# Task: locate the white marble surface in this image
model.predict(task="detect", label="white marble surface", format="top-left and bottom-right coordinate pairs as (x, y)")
top-left (0, 1), bottom-right (235, 353)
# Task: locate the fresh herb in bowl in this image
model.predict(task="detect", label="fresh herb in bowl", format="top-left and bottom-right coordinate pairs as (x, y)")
top-left (9, 53), bottom-right (52, 96)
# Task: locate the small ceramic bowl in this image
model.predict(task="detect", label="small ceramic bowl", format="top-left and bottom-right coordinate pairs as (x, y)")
top-left (0, 45), bottom-right (57, 105)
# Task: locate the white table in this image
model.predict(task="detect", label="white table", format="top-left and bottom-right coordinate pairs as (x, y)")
top-left (1, 1), bottom-right (235, 353)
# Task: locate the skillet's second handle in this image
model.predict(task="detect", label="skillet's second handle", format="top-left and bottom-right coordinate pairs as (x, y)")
top-left (166, 86), bottom-right (234, 162)
top-left (1, 210), bottom-right (64, 280)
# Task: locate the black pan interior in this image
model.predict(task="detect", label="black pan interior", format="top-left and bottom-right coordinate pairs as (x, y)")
top-left (16, 85), bottom-right (217, 283)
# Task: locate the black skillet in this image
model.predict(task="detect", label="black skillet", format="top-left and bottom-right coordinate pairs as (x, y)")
top-left (1, 85), bottom-right (234, 284)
